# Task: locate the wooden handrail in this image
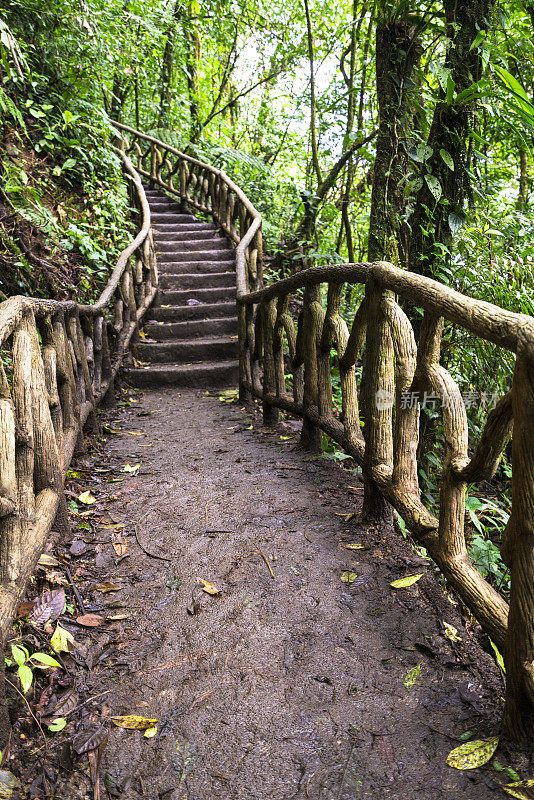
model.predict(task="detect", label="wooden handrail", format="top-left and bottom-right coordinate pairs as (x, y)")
top-left (0, 148), bottom-right (158, 654)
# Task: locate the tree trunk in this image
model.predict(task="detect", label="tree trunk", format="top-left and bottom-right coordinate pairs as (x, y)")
top-left (368, 18), bottom-right (421, 266)
top-left (407, 0), bottom-right (496, 279)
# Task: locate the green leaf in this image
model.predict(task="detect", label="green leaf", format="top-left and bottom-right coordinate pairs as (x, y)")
top-left (448, 210), bottom-right (467, 237)
top-left (18, 664), bottom-right (33, 694)
top-left (446, 75), bottom-right (455, 105)
top-left (46, 717), bottom-right (67, 732)
top-left (340, 571), bottom-right (358, 584)
top-left (30, 653), bottom-right (62, 669)
top-left (446, 737), bottom-right (499, 770)
top-left (489, 639), bottom-right (505, 672)
top-left (10, 645), bottom-right (27, 667)
top-left (404, 664), bottom-right (421, 688)
top-left (469, 30), bottom-right (487, 50)
top-left (439, 149), bottom-right (454, 171)
top-left (390, 573), bottom-right (424, 588)
top-left (425, 175), bottom-right (442, 202)
top-left (502, 780), bottom-right (534, 799)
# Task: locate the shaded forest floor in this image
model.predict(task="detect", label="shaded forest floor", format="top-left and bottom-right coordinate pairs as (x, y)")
top-left (9, 387), bottom-right (525, 799)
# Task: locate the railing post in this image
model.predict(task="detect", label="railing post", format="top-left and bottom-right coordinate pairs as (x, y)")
top-left (262, 298), bottom-right (278, 425)
top-left (502, 330), bottom-right (534, 744)
top-left (299, 285), bottom-right (324, 450)
top-left (361, 273), bottom-right (394, 521)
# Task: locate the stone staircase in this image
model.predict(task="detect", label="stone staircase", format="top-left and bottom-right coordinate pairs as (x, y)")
top-left (125, 187), bottom-right (239, 388)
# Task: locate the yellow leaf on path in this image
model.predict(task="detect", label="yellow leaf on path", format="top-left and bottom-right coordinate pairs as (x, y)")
top-left (78, 491), bottom-right (96, 505)
top-left (111, 715), bottom-right (157, 730)
top-left (144, 725), bottom-right (158, 738)
top-left (502, 780), bottom-right (534, 799)
top-left (443, 622), bottom-right (462, 643)
top-left (38, 554), bottom-right (60, 567)
top-left (340, 571), bottom-right (358, 584)
top-left (446, 737), bottom-right (499, 770)
top-left (344, 543), bottom-right (365, 550)
top-left (51, 623), bottom-right (74, 654)
top-left (390, 573), bottom-right (425, 589)
top-left (94, 582), bottom-right (121, 593)
top-left (122, 463), bottom-right (140, 474)
top-left (106, 614), bottom-right (130, 621)
top-left (197, 578), bottom-right (221, 595)
top-left (404, 664), bottom-right (421, 688)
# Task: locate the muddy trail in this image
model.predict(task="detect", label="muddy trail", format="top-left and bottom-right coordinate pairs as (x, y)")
top-left (15, 387), bottom-right (514, 799)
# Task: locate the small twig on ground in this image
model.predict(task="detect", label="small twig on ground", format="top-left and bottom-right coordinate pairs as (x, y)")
top-left (133, 523), bottom-right (171, 562)
top-left (5, 677), bottom-right (47, 755)
top-left (65, 566), bottom-right (86, 615)
top-left (257, 548), bottom-right (275, 579)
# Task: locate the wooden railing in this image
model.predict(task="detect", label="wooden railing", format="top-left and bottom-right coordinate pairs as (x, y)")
top-left (114, 125), bottom-right (534, 742)
top-left (0, 150), bottom-right (157, 652)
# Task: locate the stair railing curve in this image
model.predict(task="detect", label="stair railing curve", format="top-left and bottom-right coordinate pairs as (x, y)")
top-left (0, 148), bottom-right (157, 654)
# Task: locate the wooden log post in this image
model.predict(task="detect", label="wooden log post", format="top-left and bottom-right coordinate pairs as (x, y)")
top-left (361, 275), bottom-right (394, 521)
top-left (299, 285), bottom-right (324, 451)
top-left (262, 298), bottom-right (279, 425)
top-left (502, 331), bottom-right (534, 746)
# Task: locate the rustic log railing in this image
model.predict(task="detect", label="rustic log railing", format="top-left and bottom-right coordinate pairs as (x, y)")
top-left (107, 125), bottom-right (534, 742)
top-left (0, 150), bottom-right (157, 660)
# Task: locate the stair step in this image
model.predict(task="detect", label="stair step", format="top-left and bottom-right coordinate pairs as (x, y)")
top-left (149, 301), bottom-right (235, 322)
top-left (156, 286), bottom-right (234, 304)
top-left (159, 272), bottom-right (235, 289)
top-left (153, 230), bottom-right (219, 243)
top-left (136, 336), bottom-right (238, 363)
top-left (150, 212), bottom-right (200, 223)
top-left (156, 239), bottom-right (232, 254)
top-left (153, 222), bottom-right (218, 232)
top-left (158, 261), bottom-right (235, 276)
top-left (126, 360), bottom-right (238, 389)
top-left (146, 317), bottom-right (237, 340)
top-left (157, 249), bottom-right (234, 264)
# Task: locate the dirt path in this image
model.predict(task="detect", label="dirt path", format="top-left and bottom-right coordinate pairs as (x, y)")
top-left (55, 388), bottom-right (506, 799)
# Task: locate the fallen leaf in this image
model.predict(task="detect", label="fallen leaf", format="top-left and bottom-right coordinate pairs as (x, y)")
top-left (144, 725), bottom-right (157, 738)
top-left (197, 578), bottom-right (221, 595)
top-left (94, 582), bottom-right (121, 593)
top-left (78, 491), bottom-right (96, 505)
top-left (390, 573), bottom-right (425, 589)
top-left (404, 664), bottom-right (421, 688)
top-left (30, 588), bottom-right (65, 626)
top-left (0, 769), bottom-right (21, 797)
top-left (51, 622), bottom-right (74, 654)
top-left (15, 601), bottom-right (35, 620)
top-left (76, 614), bottom-right (104, 627)
top-left (122, 462), bottom-right (140, 474)
top-left (446, 737), bottom-right (499, 770)
top-left (111, 715), bottom-right (157, 730)
top-left (502, 780), bottom-right (534, 799)
top-left (47, 717), bottom-right (67, 732)
top-left (106, 614), bottom-right (130, 621)
top-left (443, 621), bottom-right (462, 643)
top-left (48, 687), bottom-right (79, 719)
top-left (38, 554), bottom-right (60, 567)
top-left (344, 543), bottom-right (365, 550)
top-left (340, 571), bottom-right (358, 584)
top-left (112, 532), bottom-right (128, 556)
top-left (73, 724), bottom-right (108, 754)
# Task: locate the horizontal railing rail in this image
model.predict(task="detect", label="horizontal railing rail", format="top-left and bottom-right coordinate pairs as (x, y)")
top-left (0, 149), bottom-right (157, 653)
